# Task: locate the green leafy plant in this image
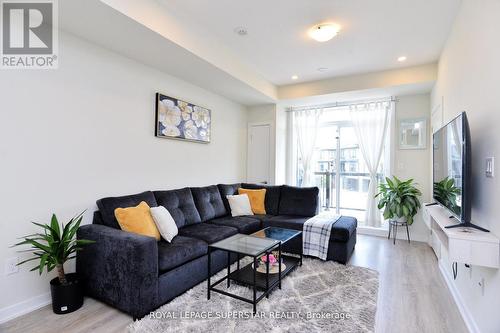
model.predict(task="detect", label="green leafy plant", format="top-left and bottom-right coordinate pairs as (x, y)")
top-left (433, 177), bottom-right (461, 215)
top-left (375, 176), bottom-right (422, 225)
top-left (12, 212), bottom-right (94, 285)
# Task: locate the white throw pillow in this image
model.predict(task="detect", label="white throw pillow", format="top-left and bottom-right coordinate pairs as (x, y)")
top-left (227, 194), bottom-right (254, 217)
top-left (150, 206), bottom-right (178, 242)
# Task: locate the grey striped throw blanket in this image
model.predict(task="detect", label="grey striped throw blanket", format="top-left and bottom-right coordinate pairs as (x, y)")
top-left (302, 212), bottom-right (341, 260)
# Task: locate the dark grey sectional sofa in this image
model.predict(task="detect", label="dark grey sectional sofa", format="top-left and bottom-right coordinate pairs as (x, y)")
top-left (76, 183), bottom-right (357, 318)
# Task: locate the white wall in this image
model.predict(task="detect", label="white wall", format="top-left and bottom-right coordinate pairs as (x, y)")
top-left (274, 104), bottom-right (288, 185)
top-left (247, 104), bottom-right (276, 124)
top-left (431, 1), bottom-right (500, 332)
top-left (0, 32), bottom-right (248, 321)
top-left (394, 94), bottom-right (432, 242)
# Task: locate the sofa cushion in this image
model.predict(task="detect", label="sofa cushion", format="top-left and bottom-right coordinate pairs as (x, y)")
top-left (265, 215), bottom-right (357, 242)
top-left (241, 183), bottom-right (281, 215)
top-left (208, 216), bottom-right (261, 234)
top-left (154, 188), bottom-right (201, 228)
top-left (263, 215), bottom-right (309, 231)
top-left (330, 216), bottom-right (358, 242)
top-left (178, 223), bottom-right (238, 244)
top-left (217, 183), bottom-right (241, 212)
top-left (114, 201), bottom-right (161, 240)
top-left (246, 214), bottom-right (275, 223)
top-left (279, 185), bottom-right (319, 217)
top-left (150, 206), bottom-right (178, 242)
top-left (96, 191), bottom-right (158, 229)
top-left (238, 188), bottom-right (266, 215)
top-left (157, 236), bottom-right (207, 273)
top-left (92, 211), bottom-right (105, 225)
top-left (226, 194), bottom-right (254, 217)
top-left (191, 185), bottom-right (227, 222)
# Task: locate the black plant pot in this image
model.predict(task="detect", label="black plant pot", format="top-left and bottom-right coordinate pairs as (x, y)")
top-left (50, 273), bottom-right (83, 314)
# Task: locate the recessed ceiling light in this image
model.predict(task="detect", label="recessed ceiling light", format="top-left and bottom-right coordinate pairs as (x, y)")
top-left (291, 75), bottom-right (299, 80)
top-left (309, 23), bottom-right (340, 42)
top-left (234, 27), bottom-right (248, 36)
top-left (317, 67), bottom-right (328, 72)
top-left (398, 56), bottom-right (407, 62)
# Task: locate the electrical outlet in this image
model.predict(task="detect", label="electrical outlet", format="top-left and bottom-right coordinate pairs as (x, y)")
top-left (5, 257), bottom-right (19, 275)
top-left (478, 277), bottom-right (485, 296)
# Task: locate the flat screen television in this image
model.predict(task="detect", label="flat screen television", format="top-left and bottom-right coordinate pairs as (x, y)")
top-left (432, 112), bottom-right (488, 231)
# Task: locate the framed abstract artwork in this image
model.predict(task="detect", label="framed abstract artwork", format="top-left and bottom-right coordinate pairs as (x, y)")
top-left (155, 93), bottom-right (211, 143)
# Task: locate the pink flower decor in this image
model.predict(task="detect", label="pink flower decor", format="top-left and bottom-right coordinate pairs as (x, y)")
top-left (261, 254), bottom-right (277, 265)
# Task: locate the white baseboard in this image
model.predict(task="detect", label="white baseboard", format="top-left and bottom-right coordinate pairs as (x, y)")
top-left (357, 226), bottom-right (429, 242)
top-left (438, 261), bottom-right (480, 333)
top-left (0, 292), bottom-right (51, 324)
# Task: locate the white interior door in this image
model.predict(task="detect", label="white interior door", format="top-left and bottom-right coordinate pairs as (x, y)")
top-left (247, 124), bottom-right (271, 184)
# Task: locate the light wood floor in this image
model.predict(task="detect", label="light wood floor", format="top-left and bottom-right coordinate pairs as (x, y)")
top-left (1, 235), bottom-right (468, 333)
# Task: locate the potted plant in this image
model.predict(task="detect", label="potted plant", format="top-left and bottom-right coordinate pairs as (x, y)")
top-left (375, 176), bottom-right (422, 224)
top-left (13, 212), bottom-right (94, 314)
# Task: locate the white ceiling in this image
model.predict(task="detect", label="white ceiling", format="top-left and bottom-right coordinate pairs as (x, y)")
top-left (60, 0), bottom-right (276, 105)
top-left (163, 0), bottom-right (461, 85)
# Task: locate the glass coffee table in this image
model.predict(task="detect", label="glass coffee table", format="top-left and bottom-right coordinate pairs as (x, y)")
top-left (207, 227), bottom-right (302, 313)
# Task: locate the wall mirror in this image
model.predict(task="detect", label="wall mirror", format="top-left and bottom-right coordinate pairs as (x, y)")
top-left (399, 118), bottom-right (427, 149)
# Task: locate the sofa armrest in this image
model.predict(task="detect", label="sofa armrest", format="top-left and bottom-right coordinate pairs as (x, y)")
top-left (76, 224), bottom-right (158, 318)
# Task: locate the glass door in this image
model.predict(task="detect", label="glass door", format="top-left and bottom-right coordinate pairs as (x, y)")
top-left (312, 125), bottom-right (338, 211)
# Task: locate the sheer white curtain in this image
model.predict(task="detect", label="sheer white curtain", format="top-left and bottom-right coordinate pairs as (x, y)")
top-left (294, 109), bottom-right (323, 186)
top-left (349, 102), bottom-right (391, 227)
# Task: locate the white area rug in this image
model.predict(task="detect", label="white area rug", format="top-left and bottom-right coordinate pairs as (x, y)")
top-left (129, 258), bottom-right (378, 333)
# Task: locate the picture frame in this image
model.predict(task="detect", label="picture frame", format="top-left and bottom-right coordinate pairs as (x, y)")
top-left (155, 93), bottom-right (211, 143)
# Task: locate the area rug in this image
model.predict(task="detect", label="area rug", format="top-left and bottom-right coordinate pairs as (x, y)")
top-left (129, 258), bottom-right (378, 333)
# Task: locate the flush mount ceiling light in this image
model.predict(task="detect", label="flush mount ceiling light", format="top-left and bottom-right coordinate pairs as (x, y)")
top-left (397, 56), bottom-right (407, 62)
top-left (309, 23), bottom-right (340, 42)
top-left (291, 75), bottom-right (299, 80)
top-left (234, 26), bottom-right (248, 36)
top-left (317, 67), bottom-right (329, 72)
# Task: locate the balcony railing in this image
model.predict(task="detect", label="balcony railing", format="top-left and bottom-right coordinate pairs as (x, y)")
top-left (313, 171), bottom-right (383, 211)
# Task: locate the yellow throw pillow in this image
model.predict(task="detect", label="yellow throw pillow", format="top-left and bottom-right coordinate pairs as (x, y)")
top-left (238, 188), bottom-right (266, 215)
top-left (114, 201), bottom-right (161, 240)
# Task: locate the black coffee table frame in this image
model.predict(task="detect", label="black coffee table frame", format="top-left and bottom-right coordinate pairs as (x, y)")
top-left (207, 232), bottom-right (302, 314)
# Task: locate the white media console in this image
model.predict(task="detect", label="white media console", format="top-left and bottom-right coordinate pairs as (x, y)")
top-left (423, 204), bottom-right (500, 268)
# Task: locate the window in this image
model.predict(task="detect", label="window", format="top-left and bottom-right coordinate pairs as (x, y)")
top-left (293, 106), bottom-right (390, 226)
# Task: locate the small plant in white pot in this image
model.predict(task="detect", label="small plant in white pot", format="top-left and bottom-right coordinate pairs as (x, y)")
top-left (375, 176), bottom-right (422, 225)
top-left (12, 212), bottom-right (94, 314)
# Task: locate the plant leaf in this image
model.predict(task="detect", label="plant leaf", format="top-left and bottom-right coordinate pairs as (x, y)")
top-left (50, 214), bottom-right (61, 239)
top-left (39, 254), bottom-right (48, 275)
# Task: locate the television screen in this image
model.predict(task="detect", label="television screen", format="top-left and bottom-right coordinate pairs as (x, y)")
top-left (433, 113), bottom-right (468, 221)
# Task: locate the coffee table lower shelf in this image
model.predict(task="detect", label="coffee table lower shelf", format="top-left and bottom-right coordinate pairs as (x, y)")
top-left (208, 254), bottom-right (301, 314)
top-left (229, 255), bottom-right (300, 290)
